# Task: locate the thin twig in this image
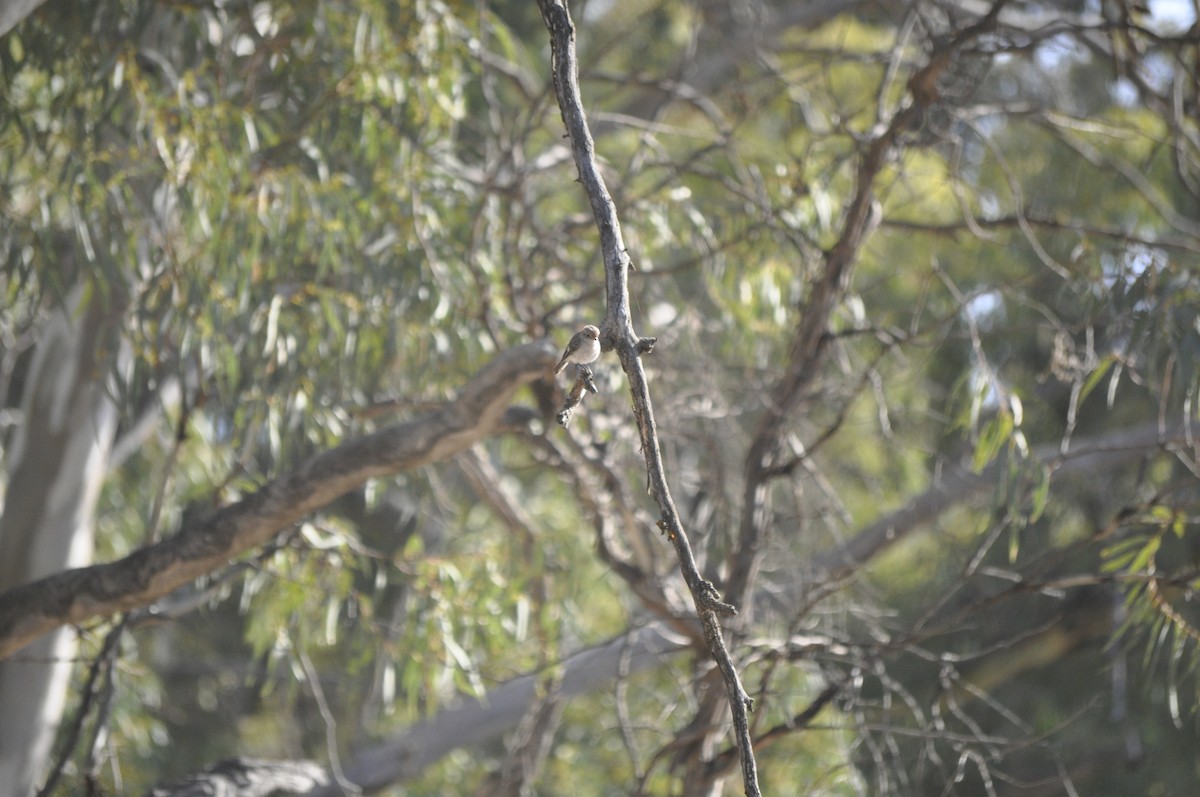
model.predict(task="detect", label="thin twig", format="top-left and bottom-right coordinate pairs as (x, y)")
top-left (298, 650), bottom-right (361, 795)
top-left (83, 628), bottom-right (121, 789)
top-left (535, 1), bottom-right (761, 793)
top-left (36, 616), bottom-right (129, 797)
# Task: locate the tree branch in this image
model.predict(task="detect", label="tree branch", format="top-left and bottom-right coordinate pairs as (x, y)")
top-left (0, 341), bottom-right (558, 661)
top-left (535, 1), bottom-right (760, 793)
top-left (817, 420), bottom-right (1200, 576)
top-left (152, 758), bottom-right (331, 797)
top-left (305, 623), bottom-right (689, 795)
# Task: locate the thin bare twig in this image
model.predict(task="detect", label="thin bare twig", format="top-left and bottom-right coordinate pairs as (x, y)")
top-left (535, 1), bottom-right (760, 793)
top-left (36, 615), bottom-right (129, 797)
top-left (299, 651), bottom-right (360, 796)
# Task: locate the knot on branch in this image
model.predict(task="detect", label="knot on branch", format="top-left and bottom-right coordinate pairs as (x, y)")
top-left (655, 517), bottom-right (674, 540)
top-left (636, 336), bottom-right (657, 355)
top-left (698, 580), bottom-right (738, 617)
top-left (556, 365), bottom-right (599, 428)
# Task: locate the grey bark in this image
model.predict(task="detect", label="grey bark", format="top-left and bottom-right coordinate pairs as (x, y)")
top-left (0, 285), bottom-right (127, 797)
top-left (150, 759), bottom-right (331, 797)
top-left (0, 0), bottom-right (48, 38)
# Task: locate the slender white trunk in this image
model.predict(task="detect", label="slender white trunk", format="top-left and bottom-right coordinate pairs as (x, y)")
top-left (0, 0), bottom-right (49, 37)
top-left (0, 285), bottom-right (124, 797)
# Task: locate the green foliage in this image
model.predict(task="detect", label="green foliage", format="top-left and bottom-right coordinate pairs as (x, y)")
top-left (5, 0), bottom-right (1200, 794)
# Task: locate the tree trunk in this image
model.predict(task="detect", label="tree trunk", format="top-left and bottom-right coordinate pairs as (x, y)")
top-left (0, 284), bottom-right (125, 797)
top-left (0, 0), bottom-right (49, 37)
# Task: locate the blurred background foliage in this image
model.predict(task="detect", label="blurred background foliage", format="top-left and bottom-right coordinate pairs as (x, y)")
top-left (3, 0), bottom-right (1200, 794)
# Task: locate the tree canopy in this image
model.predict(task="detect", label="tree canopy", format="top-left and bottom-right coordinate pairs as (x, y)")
top-left (2, 0), bottom-right (1200, 795)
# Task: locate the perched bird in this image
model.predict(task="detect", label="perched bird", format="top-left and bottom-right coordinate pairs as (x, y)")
top-left (554, 324), bottom-right (601, 374)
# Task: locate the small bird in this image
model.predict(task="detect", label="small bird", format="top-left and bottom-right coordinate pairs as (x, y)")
top-left (554, 324), bottom-right (601, 374)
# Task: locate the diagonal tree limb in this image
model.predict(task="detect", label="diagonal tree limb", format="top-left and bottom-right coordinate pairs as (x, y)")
top-left (816, 420), bottom-right (1200, 576)
top-left (303, 623), bottom-right (691, 797)
top-left (535, 1), bottom-right (760, 793)
top-left (728, 0), bottom-right (1014, 612)
top-left (0, 340), bottom-right (558, 661)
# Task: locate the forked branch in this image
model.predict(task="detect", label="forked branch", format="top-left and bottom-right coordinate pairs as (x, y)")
top-left (535, 1), bottom-right (761, 793)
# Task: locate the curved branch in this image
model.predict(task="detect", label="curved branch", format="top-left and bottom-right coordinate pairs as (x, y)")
top-left (536, 1), bottom-right (760, 793)
top-left (0, 341), bottom-right (558, 661)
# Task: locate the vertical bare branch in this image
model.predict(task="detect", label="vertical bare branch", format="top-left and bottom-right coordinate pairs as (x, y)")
top-left (535, 1), bottom-right (761, 793)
